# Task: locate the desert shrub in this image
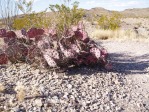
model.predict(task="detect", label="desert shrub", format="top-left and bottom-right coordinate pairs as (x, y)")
top-left (49, 0), bottom-right (84, 36)
top-left (97, 11), bottom-right (122, 30)
top-left (91, 29), bottom-right (114, 40)
top-left (91, 29), bottom-right (139, 40)
top-left (13, 12), bottom-right (51, 30)
top-left (135, 22), bottom-right (142, 27)
top-left (13, 0), bottom-right (51, 30)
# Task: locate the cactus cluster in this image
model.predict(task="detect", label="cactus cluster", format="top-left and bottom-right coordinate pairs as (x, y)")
top-left (0, 23), bottom-right (111, 70)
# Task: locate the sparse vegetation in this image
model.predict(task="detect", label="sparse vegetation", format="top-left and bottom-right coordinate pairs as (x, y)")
top-left (91, 29), bottom-right (138, 40)
top-left (49, 0), bottom-right (84, 36)
top-left (135, 22), bottom-right (142, 27)
top-left (13, 12), bottom-right (51, 30)
top-left (97, 11), bottom-right (122, 30)
top-left (0, 25), bottom-right (109, 69)
top-left (13, 0), bottom-right (51, 30)
top-left (0, 83), bottom-right (5, 92)
top-left (15, 82), bottom-right (25, 102)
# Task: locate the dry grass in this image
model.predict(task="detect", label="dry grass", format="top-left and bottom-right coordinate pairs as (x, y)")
top-left (15, 82), bottom-right (26, 102)
top-left (91, 29), bottom-right (114, 40)
top-left (0, 83), bottom-right (5, 92)
top-left (0, 38), bottom-right (5, 47)
top-left (90, 29), bottom-right (148, 41)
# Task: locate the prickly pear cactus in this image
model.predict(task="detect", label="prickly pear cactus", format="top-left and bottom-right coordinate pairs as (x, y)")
top-left (0, 24), bottom-right (111, 71)
top-left (0, 50), bottom-right (8, 64)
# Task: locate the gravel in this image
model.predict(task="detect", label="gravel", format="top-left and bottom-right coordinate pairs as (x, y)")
top-left (0, 40), bottom-right (149, 112)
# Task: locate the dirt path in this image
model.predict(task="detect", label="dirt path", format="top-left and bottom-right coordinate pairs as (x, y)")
top-left (100, 40), bottom-right (149, 111)
top-left (100, 40), bottom-right (149, 73)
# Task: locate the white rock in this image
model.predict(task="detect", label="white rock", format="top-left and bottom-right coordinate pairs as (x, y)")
top-left (39, 86), bottom-right (45, 93)
top-left (67, 84), bottom-right (72, 89)
top-left (35, 99), bottom-right (42, 107)
top-left (82, 101), bottom-right (86, 107)
top-left (49, 75), bottom-right (52, 80)
top-left (47, 109), bottom-right (52, 112)
top-left (70, 95), bottom-right (75, 100)
top-left (82, 92), bottom-right (86, 96)
top-left (53, 71), bottom-right (57, 76)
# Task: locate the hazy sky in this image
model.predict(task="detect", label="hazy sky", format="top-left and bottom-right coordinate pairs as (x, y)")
top-left (31, 0), bottom-right (149, 12)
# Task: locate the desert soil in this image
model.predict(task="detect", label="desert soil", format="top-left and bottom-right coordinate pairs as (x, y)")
top-left (0, 40), bottom-right (149, 112)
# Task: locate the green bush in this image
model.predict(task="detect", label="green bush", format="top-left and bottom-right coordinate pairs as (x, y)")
top-left (13, 0), bottom-right (51, 30)
top-left (97, 12), bottom-right (122, 30)
top-left (49, 0), bottom-right (84, 36)
top-left (13, 12), bottom-right (51, 30)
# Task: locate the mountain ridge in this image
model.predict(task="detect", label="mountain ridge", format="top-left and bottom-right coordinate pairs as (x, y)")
top-left (84, 7), bottom-right (149, 18)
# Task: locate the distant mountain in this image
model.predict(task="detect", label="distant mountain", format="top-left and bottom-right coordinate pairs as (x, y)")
top-left (84, 7), bottom-right (112, 19)
top-left (121, 8), bottom-right (149, 17)
top-left (12, 7), bottom-right (149, 19)
top-left (84, 7), bottom-right (149, 18)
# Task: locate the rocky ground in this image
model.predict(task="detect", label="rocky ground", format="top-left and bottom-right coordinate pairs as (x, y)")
top-left (0, 40), bottom-right (149, 112)
top-left (121, 18), bottom-right (149, 38)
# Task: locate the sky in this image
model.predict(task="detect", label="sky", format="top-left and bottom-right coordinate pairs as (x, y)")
top-left (30, 0), bottom-right (149, 12)
top-left (1, 0), bottom-right (149, 14)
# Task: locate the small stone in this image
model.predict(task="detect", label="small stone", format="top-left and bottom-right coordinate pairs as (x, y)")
top-left (116, 107), bottom-right (122, 111)
top-left (100, 105), bottom-right (104, 110)
top-left (47, 109), bottom-right (52, 112)
top-left (82, 101), bottom-right (86, 107)
top-left (12, 105), bottom-right (26, 112)
top-left (33, 107), bottom-right (37, 111)
top-left (39, 86), bottom-right (45, 93)
top-left (12, 107), bottom-right (20, 112)
top-left (53, 73), bottom-right (58, 79)
top-left (53, 96), bottom-right (58, 100)
top-left (70, 95), bottom-right (75, 100)
top-left (106, 105), bottom-right (110, 110)
top-left (50, 96), bottom-right (59, 104)
top-left (35, 99), bottom-right (42, 107)
top-left (34, 69), bottom-right (40, 76)
top-left (9, 98), bottom-right (16, 107)
top-left (67, 84), bottom-right (72, 89)
top-left (63, 92), bottom-right (68, 99)
top-left (82, 92), bottom-right (86, 96)
top-left (137, 103), bottom-right (141, 107)
top-left (49, 75), bottom-right (52, 80)
top-left (86, 100), bottom-right (90, 104)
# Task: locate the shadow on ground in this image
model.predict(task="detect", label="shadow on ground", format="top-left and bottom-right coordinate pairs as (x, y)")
top-left (109, 53), bottom-right (149, 74)
top-left (67, 53), bottom-right (149, 75)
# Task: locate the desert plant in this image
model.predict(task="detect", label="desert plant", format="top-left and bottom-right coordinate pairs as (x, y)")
top-left (91, 29), bottom-right (113, 40)
top-left (97, 11), bottom-right (122, 30)
top-left (97, 15), bottom-right (109, 30)
top-left (15, 82), bottom-right (25, 102)
top-left (91, 29), bottom-right (139, 40)
top-left (17, 0), bottom-right (33, 14)
top-left (136, 22), bottom-right (142, 27)
top-left (12, 0), bottom-right (33, 29)
top-left (13, 12), bottom-right (51, 30)
top-left (0, 24), bottom-right (111, 71)
top-left (49, 0), bottom-right (84, 36)
top-left (0, 1), bottom-right (111, 71)
top-left (0, 0), bottom-right (19, 30)
top-left (13, 0), bottom-right (51, 30)
top-left (0, 83), bottom-right (5, 92)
